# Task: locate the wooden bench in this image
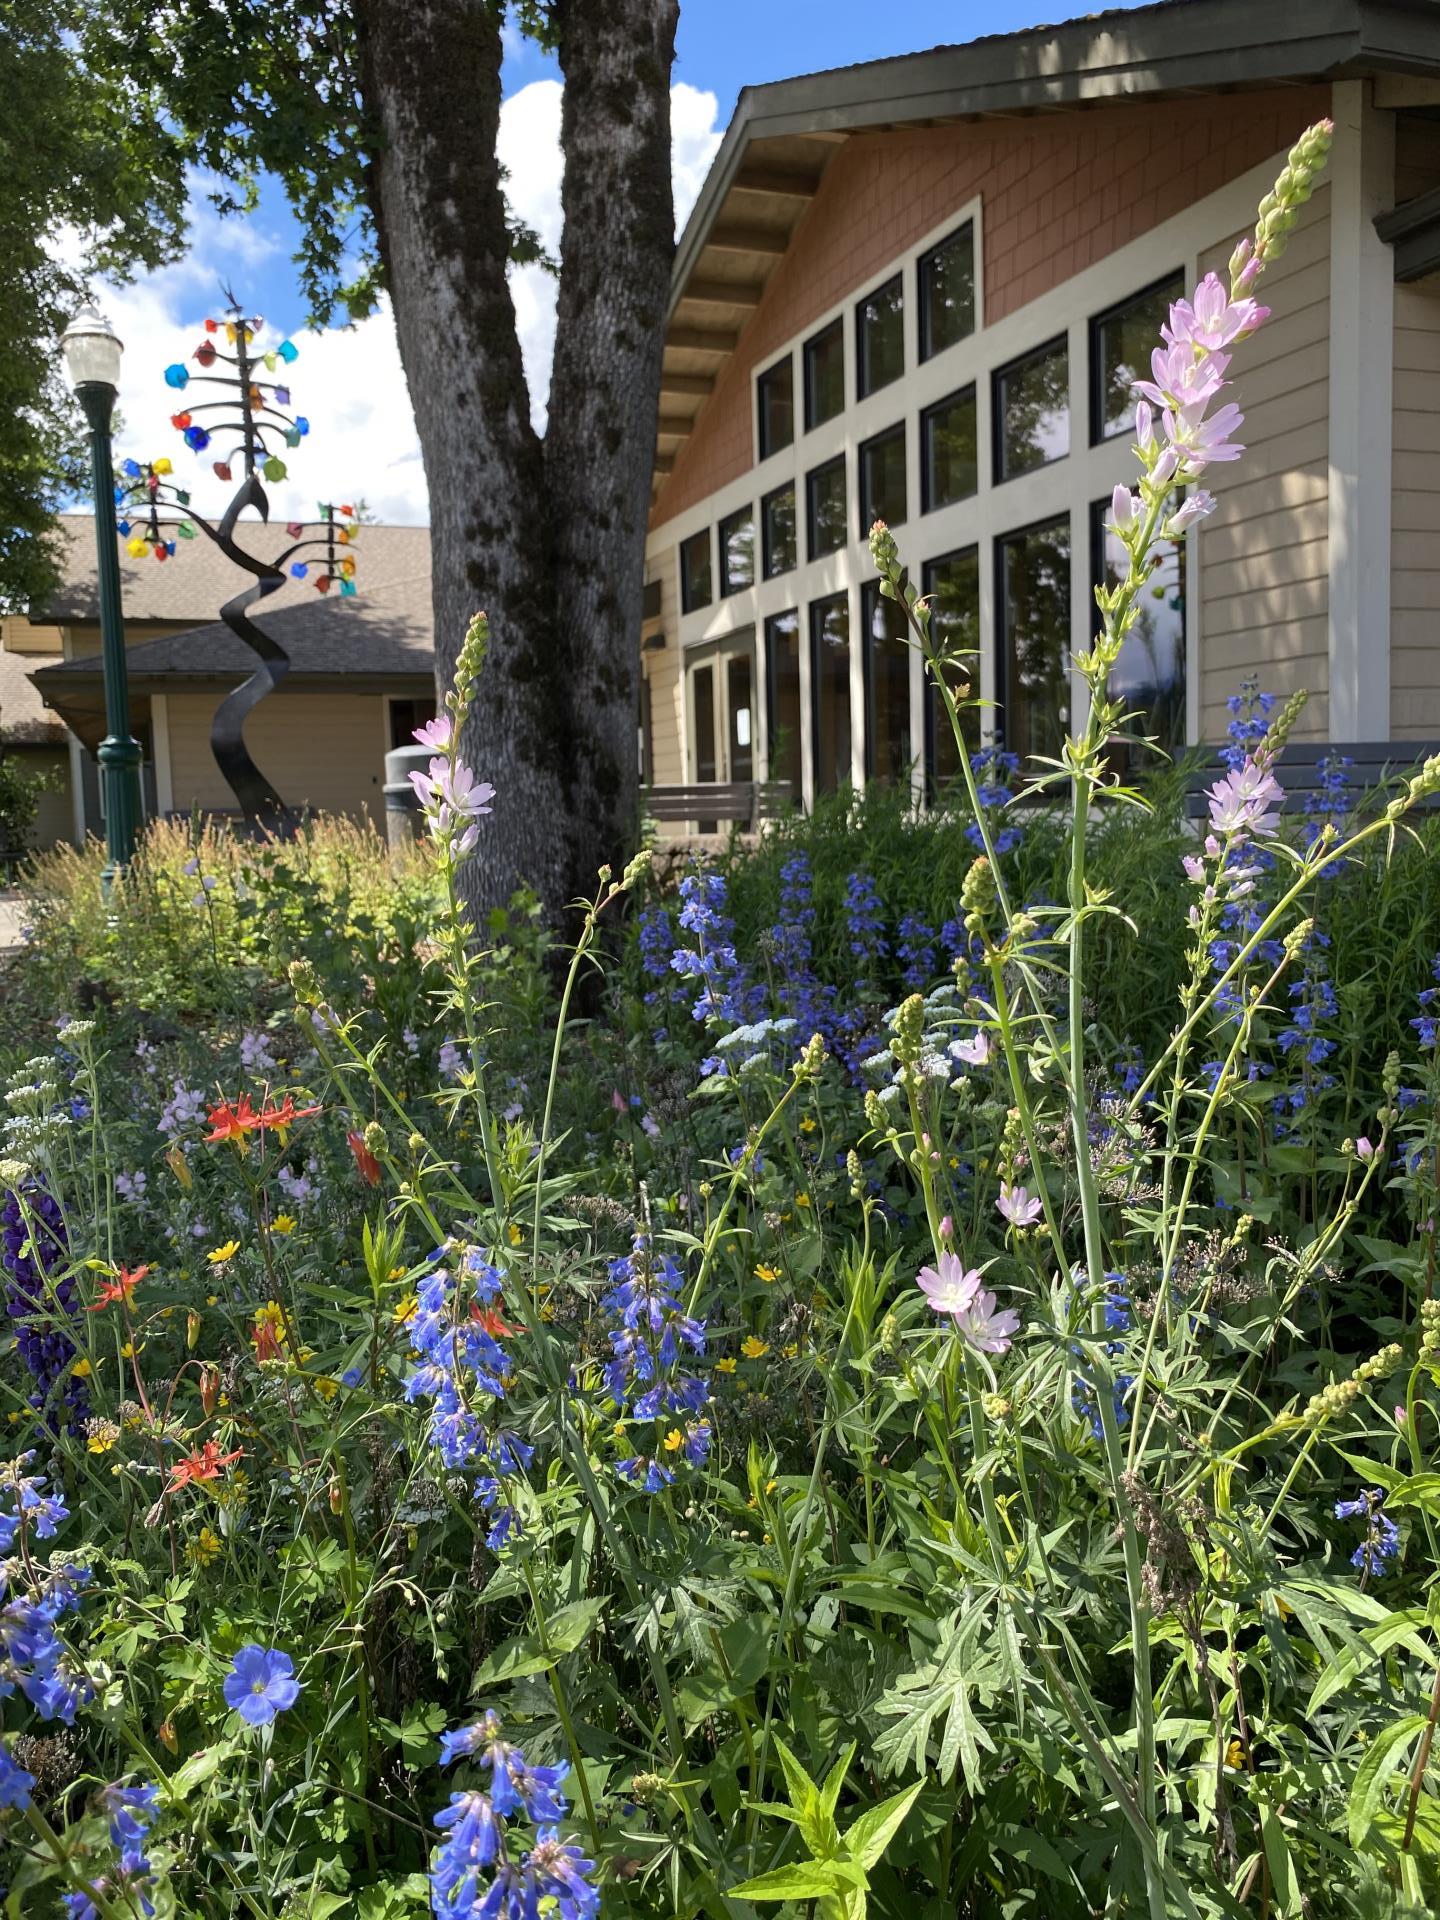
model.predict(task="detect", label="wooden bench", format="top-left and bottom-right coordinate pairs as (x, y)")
top-left (1184, 741), bottom-right (1440, 820)
top-left (643, 781), bottom-right (795, 827)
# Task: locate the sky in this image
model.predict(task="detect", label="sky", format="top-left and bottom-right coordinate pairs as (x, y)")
top-left (88, 0), bottom-right (1153, 527)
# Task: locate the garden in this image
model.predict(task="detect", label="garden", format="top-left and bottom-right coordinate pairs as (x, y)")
top-left (4, 120), bottom-right (1440, 1920)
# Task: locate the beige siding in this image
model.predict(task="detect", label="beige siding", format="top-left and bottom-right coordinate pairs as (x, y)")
top-left (1, 618), bottom-right (63, 657)
top-left (642, 545), bottom-right (684, 787)
top-left (1390, 277), bottom-right (1440, 735)
top-left (1198, 186), bottom-right (1331, 741)
top-left (164, 692), bottom-right (390, 824)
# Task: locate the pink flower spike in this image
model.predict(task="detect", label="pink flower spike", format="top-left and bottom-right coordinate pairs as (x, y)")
top-left (954, 1286), bottom-right (1021, 1357)
top-left (1206, 756), bottom-right (1284, 839)
top-left (997, 1182), bottom-right (1042, 1228)
top-left (916, 1251), bottom-right (983, 1319)
top-left (413, 714), bottom-right (453, 751)
top-left (1182, 854), bottom-right (1205, 884)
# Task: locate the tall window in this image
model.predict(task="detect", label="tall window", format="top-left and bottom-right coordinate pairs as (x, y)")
top-left (997, 515), bottom-right (1071, 766)
top-left (762, 482), bottom-right (797, 578)
top-left (920, 385), bottom-right (977, 513)
top-left (680, 528), bottom-right (712, 612)
top-left (922, 547), bottom-right (981, 792)
top-left (857, 274), bottom-right (904, 399)
top-left (862, 579), bottom-right (912, 786)
top-left (804, 318), bottom-right (844, 430)
top-left (1091, 271), bottom-right (1182, 442)
top-left (757, 355), bottom-right (795, 459)
top-left (765, 609), bottom-right (803, 795)
top-left (719, 505), bottom-right (755, 596)
top-left (993, 337), bottom-right (1070, 482)
top-left (859, 424), bottom-right (906, 536)
top-left (806, 456), bottom-right (847, 560)
top-left (810, 593), bottom-right (852, 795)
top-left (1091, 496), bottom-right (1186, 765)
top-left (919, 222), bottom-right (975, 361)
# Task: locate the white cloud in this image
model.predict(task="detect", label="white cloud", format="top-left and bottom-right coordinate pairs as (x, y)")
top-left (90, 81), bottom-right (723, 519)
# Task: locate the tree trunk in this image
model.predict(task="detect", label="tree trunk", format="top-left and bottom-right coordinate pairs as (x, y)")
top-left (353, 0), bottom-right (677, 920)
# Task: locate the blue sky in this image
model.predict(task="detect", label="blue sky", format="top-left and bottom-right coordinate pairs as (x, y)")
top-left (97, 0), bottom-right (1152, 524)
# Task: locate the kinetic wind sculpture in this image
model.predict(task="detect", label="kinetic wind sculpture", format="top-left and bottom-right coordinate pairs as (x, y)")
top-left (113, 292), bottom-right (360, 830)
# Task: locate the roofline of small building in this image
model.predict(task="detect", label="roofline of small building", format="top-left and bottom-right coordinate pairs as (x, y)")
top-left (670, 0), bottom-right (1440, 318)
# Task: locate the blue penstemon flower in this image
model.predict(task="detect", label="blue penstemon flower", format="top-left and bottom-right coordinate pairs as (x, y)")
top-left (1070, 1272), bottom-right (1134, 1442)
top-left (600, 1235), bottom-right (710, 1493)
top-left (1334, 1488), bottom-right (1400, 1577)
top-left (1, 1458), bottom-right (94, 1732)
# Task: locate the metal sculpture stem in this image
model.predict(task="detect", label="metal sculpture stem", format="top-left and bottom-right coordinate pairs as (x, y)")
top-left (189, 472), bottom-right (298, 833)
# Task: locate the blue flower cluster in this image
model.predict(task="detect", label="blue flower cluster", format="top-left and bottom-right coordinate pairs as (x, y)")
top-left (896, 912), bottom-right (937, 992)
top-left (1070, 1272), bottom-right (1134, 1442)
top-left (844, 872), bottom-right (888, 969)
top-left (670, 873), bottom-right (759, 1032)
top-left (1303, 751), bottom-right (1352, 868)
top-left (770, 855), bottom-right (839, 1056)
top-left (1, 1182), bottom-right (89, 1434)
top-left (601, 1236), bottom-right (710, 1493)
top-left (404, 1246), bottom-right (531, 1551)
top-left (1411, 952), bottom-right (1440, 1051)
top-left (1334, 1489), bottom-right (1400, 1576)
top-left (431, 1710), bottom-right (597, 1920)
top-left (1221, 679), bottom-right (1275, 770)
top-left (1, 1459), bottom-right (94, 1780)
top-left (64, 1784), bottom-right (161, 1920)
top-left (968, 748), bottom-right (1023, 855)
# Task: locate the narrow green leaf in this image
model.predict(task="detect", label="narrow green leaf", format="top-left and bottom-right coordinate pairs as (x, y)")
top-left (1259, 1806), bottom-right (1303, 1918)
top-left (846, 1780), bottom-right (924, 1871)
top-left (1347, 1714), bottom-right (1427, 1848)
top-left (730, 1863), bottom-right (845, 1902)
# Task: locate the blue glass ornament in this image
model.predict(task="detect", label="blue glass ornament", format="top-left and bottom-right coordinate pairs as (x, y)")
top-left (290, 562), bottom-right (309, 580)
top-left (117, 519), bottom-right (131, 536)
top-left (294, 415), bottom-right (310, 437)
top-left (277, 339), bottom-right (299, 364)
top-left (121, 458), bottom-right (141, 478)
top-left (163, 364), bottom-right (189, 389)
top-left (182, 425), bottom-right (211, 451)
top-left (274, 386), bottom-right (291, 406)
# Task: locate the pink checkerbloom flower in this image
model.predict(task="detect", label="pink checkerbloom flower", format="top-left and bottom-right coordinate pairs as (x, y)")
top-left (409, 755), bottom-right (496, 860)
top-left (997, 1182), bottom-right (1043, 1228)
top-left (1206, 755), bottom-right (1285, 840)
top-left (916, 1251), bottom-right (983, 1318)
top-left (413, 714), bottom-right (453, 752)
top-left (954, 1286), bottom-right (1022, 1357)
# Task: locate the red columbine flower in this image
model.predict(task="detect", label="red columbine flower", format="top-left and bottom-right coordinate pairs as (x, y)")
top-left (167, 1440), bottom-right (243, 1491)
top-left (89, 1265), bottom-right (149, 1312)
top-left (470, 1303), bottom-right (519, 1338)
top-left (257, 1096), bottom-right (321, 1144)
top-left (205, 1095), bottom-right (262, 1145)
top-left (347, 1131), bottom-right (382, 1186)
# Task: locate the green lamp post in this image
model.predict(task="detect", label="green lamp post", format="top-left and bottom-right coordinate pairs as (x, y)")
top-left (60, 301), bottom-right (143, 893)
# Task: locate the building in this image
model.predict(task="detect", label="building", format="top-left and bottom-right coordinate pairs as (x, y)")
top-left (639, 0), bottom-right (1440, 820)
top-left (2, 517), bottom-right (434, 845)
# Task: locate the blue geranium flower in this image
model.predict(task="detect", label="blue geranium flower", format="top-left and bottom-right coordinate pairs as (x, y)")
top-left (223, 1645), bottom-right (302, 1726)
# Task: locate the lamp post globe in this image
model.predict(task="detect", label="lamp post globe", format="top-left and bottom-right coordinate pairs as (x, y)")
top-left (61, 301), bottom-right (142, 893)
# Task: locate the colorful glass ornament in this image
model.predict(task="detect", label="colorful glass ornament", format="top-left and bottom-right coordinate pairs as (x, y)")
top-left (177, 522), bottom-right (196, 539)
top-left (126, 537), bottom-right (147, 558)
top-left (183, 426), bottom-right (211, 451)
top-left (154, 545), bottom-right (169, 562)
top-left (285, 521), bottom-right (304, 537)
top-left (117, 518), bottom-right (131, 536)
top-left (290, 562), bottom-right (309, 579)
top-left (121, 458), bottom-right (141, 478)
top-left (277, 339), bottom-right (298, 364)
top-left (263, 352), bottom-right (277, 371)
top-left (339, 578), bottom-right (357, 597)
top-left (204, 317), bottom-right (218, 333)
top-left (262, 456), bottom-right (287, 482)
top-left (315, 575), bottom-right (331, 593)
top-left (194, 340), bottom-right (216, 367)
top-left (294, 416), bottom-right (310, 437)
top-left (340, 504), bottom-right (354, 517)
top-left (213, 462), bottom-right (233, 481)
top-left (170, 411), bottom-right (192, 429)
top-left (163, 364), bottom-right (189, 389)
top-left (176, 490), bottom-right (190, 505)
top-left (284, 428), bottom-right (301, 448)
top-left (153, 458), bottom-right (173, 475)
top-left (274, 386), bottom-right (290, 406)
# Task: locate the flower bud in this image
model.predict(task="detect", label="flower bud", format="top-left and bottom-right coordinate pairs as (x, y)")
top-left (363, 1120), bottom-right (387, 1157)
top-left (166, 1143), bottom-right (192, 1190)
top-left (186, 1309), bottom-right (202, 1352)
top-left (200, 1367), bottom-right (220, 1417)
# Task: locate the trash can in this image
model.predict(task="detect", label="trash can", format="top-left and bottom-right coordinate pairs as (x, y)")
top-left (384, 744), bottom-right (433, 859)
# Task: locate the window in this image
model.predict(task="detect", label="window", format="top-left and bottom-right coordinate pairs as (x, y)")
top-left (804, 318), bottom-right (845, 430)
top-left (719, 505), bottom-right (755, 596)
top-left (757, 355), bottom-right (795, 459)
top-left (922, 547), bottom-right (981, 791)
top-left (762, 482), bottom-right (797, 578)
top-left (388, 697), bottom-right (438, 752)
top-left (680, 528), bottom-right (712, 612)
top-left (1091, 271), bottom-right (1182, 443)
top-left (765, 609), bottom-right (803, 795)
top-left (1090, 495), bottom-right (1186, 766)
top-left (806, 456), bottom-right (847, 560)
top-left (997, 515), bottom-right (1071, 766)
top-left (993, 337), bottom-right (1069, 482)
top-left (859, 424), bottom-right (907, 536)
top-left (857, 274), bottom-right (904, 399)
top-left (919, 222), bottom-right (976, 361)
top-left (862, 579), bottom-right (912, 786)
top-left (920, 385), bottom-right (977, 513)
top-left (810, 593), bottom-right (852, 795)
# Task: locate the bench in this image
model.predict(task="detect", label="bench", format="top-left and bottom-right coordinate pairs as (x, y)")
top-left (643, 781), bottom-right (795, 827)
top-left (1183, 741), bottom-right (1440, 821)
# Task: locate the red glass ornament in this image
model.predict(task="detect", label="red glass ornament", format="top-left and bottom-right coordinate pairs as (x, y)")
top-left (170, 411), bottom-right (192, 430)
top-left (194, 340), bottom-right (217, 367)
top-left (204, 317), bottom-right (219, 333)
top-left (316, 575), bottom-right (332, 594)
top-left (213, 462), bottom-right (233, 481)
top-left (285, 521), bottom-right (304, 538)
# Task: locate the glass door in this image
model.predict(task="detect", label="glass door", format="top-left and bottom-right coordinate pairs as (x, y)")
top-left (686, 630), bottom-right (756, 828)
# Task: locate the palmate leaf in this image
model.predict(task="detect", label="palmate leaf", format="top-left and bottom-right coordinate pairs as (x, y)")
top-left (873, 1621), bottom-right (1001, 1791)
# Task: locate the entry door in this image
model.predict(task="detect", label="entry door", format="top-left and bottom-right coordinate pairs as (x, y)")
top-left (686, 631), bottom-right (756, 806)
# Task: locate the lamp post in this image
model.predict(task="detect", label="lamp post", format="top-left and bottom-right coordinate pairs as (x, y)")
top-left (60, 302), bottom-right (143, 893)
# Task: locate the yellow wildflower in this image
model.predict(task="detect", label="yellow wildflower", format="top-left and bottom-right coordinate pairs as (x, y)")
top-left (799, 1116), bottom-right (817, 1134)
top-left (271, 1214), bottom-right (297, 1236)
top-left (741, 1336), bottom-right (769, 1360)
top-left (71, 1357), bottom-right (93, 1380)
top-left (313, 1376), bottom-right (339, 1401)
top-left (662, 1429), bottom-right (684, 1453)
top-left (716, 1357), bottom-right (737, 1374)
top-left (393, 1293), bottom-right (418, 1326)
top-left (207, 1239), bottom-right (240, 1267)
top-left (254, 1301), bottom-right (286, 1333)
top-left (188, 1526), bottom-right (222, 1567)
top-left (795, 1193), bottom-right (812, 1210)
top-left (120, 1340), bottom-right (138, 1360)
top-left (782, 1342), bottom-right (799, 1359)
top-left (86, 1420), bottom-right (120, 1455)
top-left (755, 1263), bottom-right (780, 1285)
top-left (506, 1222), bottom-right (523, 1247)
top-left (388, 1265), bottom-right (406, 1280)
top-left (1225, 1738), bottom-right (1247, 1769)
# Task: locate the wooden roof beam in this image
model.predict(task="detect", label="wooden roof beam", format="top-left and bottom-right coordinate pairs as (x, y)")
top-left (660, 371), bottom-right (714, 398)
top-left (731, 166), bottom-right (822, 199)
top-left (656, 415), bottom-right (695, 438)
top-left (680, 278), bottom-right (764, 310)
top-left (705, 224), bottom-right (789, 256)
top-left (666, 325), bottom-right (739, 353)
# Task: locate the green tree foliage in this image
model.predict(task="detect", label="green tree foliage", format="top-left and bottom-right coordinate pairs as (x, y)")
top-left (0, 0), bottom-right (185, 612)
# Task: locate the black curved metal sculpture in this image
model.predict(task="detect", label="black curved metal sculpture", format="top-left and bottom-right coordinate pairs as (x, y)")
top-left (115, 291), bottom-right (360, 831)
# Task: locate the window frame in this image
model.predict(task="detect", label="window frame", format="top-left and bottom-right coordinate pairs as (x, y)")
top-left (860, 575), bottom-right (913, 785)
top-left (857, 422), bottom-right (907, 540)
top-left (803, 316), bottom-right (845, 432)
top-left (761, 481), bottom-right (798, 580)
top-left (919, 382), bottom-right (978, 515)
top-left (763, 606), bottom-right (803, 794)
top-left (1088, 268), bottom-right (1184, 446)
top-left (991, 332), bottom-right (1071, 486)
top-left (918, 220), bottom-right (976, 364)
top-left (855, 271), bottom-right (905, 402)
top-left (756, 353), bottom-right (796, 461)
top-left (992, 510), bottom-right (1073, 763)
top-left (805, 453), bottom-right (848, 562)
top-left (679, 527), bottom-right (713, 614)
top-left (920, 544), bottom-right (981, 797)
top-left (718, 502), bottom-right (756, 598)
top-left (808, 589), bottom-right (853, 796)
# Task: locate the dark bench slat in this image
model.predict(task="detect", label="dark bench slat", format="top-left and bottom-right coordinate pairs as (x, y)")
top-left (644, 782), bottom-right (795, 823)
